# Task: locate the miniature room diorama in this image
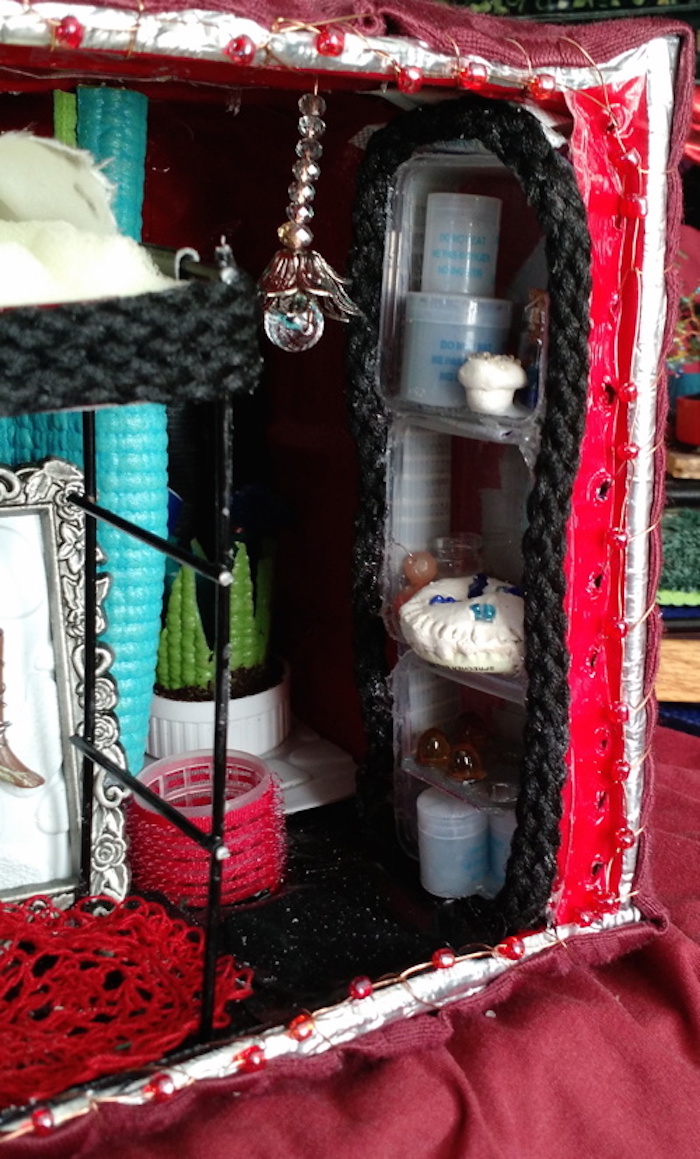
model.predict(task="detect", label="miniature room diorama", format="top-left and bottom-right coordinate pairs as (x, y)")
top-left (0, 0), bottom-right (694, 1140)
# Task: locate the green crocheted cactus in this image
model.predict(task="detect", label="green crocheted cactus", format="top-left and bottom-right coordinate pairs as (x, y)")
top-left (229, 542), bottom-right (275, 671)
top-left (157, 566), bottom-right (213, 692)
top-left (252, 553), bottom-right (274, 669)
top-left (229, 543), bottom-right (257, 671)
top-left (157, 543), bottom-right (274, 694)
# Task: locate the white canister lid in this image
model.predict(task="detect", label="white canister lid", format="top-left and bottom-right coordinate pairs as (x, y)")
top-left (404, 292), bottom-right (512, 328)
top-left (426, 192), bottom-right (501, 219)
top-left (417, 787), bottom-right (487, 838)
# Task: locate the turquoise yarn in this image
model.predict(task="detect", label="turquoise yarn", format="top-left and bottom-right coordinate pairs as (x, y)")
top-left (0, 88), bottom-right (168, 775)
top-left (76, 88), bottom-right (147, 242)
top-left (77, 88), bottom-right (168, 776)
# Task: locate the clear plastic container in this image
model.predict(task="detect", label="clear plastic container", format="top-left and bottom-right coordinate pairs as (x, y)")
top-left (391, 651), bottom-right (524, 863)
top-left (421, 192), bottom-right (502, 296)
top-left (378, 147), bottom-right (547, 423)
top-left (383, 421), bottom-right (530, 635)
top-left (417, 787), bottom-right (489, 897)
top-left (399, 292), bottom-right (512, 409)
top-left (490, 807), bottom-right (518, 888)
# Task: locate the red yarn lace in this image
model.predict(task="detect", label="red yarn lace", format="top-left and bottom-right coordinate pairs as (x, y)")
top-left (0, 895), bottom-right (253, 1109)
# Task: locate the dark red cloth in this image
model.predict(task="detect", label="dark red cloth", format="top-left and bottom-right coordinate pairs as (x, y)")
top-left (4, 725), bottom-right (700, 1158)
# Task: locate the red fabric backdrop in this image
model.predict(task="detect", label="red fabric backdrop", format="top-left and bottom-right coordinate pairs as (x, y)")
top-left (3, 724), bottom-right (700, 1159)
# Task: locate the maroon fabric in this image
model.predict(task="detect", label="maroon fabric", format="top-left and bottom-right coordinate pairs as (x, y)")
top-left (3, 725), bottom-right (700, 1158)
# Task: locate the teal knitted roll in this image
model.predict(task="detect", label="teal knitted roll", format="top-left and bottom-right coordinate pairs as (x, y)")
top-left (77, 87), bottom-right (168, 775)
top-left (0, 88), bottom-right (168, 776)
top-left (90, 405), bottom-right (168, 773)
top-left (76, 88), bottom-right (147, 242)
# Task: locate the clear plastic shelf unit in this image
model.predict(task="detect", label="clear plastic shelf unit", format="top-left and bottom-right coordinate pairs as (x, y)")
top-left (383, 420), bottom-right (532, 640)
top-left (424, 660), bottom-right (526, 705)
top-left (380, 145), bottom-right (544, 884)
top-left (378, 145), bottom-right (547, 433)
top-left (391, 651), bottom-right (524, 864)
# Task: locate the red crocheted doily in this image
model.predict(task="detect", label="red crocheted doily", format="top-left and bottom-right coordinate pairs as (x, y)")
top-left (0, 894), bottom-right (253, 1110)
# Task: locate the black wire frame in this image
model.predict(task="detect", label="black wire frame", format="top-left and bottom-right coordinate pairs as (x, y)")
top-left (73, 396), bottom-right (234, 1042)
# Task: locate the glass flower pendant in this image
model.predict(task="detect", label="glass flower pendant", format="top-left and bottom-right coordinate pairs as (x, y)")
top-left (260, 93), bottom-right (359, 352)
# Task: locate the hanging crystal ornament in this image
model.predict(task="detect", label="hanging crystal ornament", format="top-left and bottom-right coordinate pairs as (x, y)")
top-left (260, 93), bottom-right (361, 352)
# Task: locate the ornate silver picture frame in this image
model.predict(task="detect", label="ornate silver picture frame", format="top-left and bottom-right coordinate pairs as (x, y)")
top-left (0, 458), bottom-right (128, 904)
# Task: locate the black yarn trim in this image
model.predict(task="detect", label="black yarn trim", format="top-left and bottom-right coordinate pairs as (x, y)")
top-left (0, 277), bottom-right (262, 416)
top-left (345, 95), bottom-right (591, 938)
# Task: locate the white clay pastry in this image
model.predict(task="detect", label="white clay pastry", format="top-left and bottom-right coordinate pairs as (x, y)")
top-left (399, 574), bottom-right (525, 675)
top-left (458, 352), bottom-right (527, 416)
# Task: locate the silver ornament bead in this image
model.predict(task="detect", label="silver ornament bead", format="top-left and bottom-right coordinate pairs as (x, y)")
top-left (298, 115), bottom-right (326, 140)
top-left (295, 138), bottom-right (323, 161)
top-left (286, 203), bottom-right (314, 224)
top-left (277, 220), bottom-right (313, 251)
top-left (298, 93), bottom-right (326, 117)
top-left (288, 181), bottom-right (316, 205)
top-left (293, 158), bottom-right (321, 184)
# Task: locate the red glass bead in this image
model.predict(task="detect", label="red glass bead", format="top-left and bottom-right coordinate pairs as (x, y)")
top-left (31, 1108), bottom-right (54, 1136)
top-left (457, 62), bottom-right (487, 90)
top-left (607, 617), bottom-right (628, 640)
top-left (431, 947), bottom-right (456, 970)
top-left (288, 1013), bottom-right (314, 1041)
top-left (612, 759), bottom-right (631, 782)
top-left (620, 194), bottom-right (647, 220)
top-left (597, 889), bottom-right (619, 912)
top-left (620, 147), bottom-right (642, 170)
top-left (55, 15), bottom-right (84, 48)
top-left (528, 73), bottom-right (556, 101)
top-left (495, 936), bottom-right (525, 961)
top-left (607, 527), bottom-right (629, 549)
top-left (144, 1072), bottom-right (176, 1102)
top-left (616, 826), bottom-right (636, 849)
top-left (610, 701), bottom-right (629, 724)
top-left (349, 975), bottom-right (373, 999)
top-left (396, 66), bottom-right (423, 95)
top-left (576, 909), bottom-right (597, 927)
top-left (618, 382), bottom-right (638, 403)
top-left (403, 550), bottom-right (437, 587)
top-left (235, 1044), bottom-right (266, 1072)
top-left (316, 27), bottom-right (345, 57)
top-left (223, 35), bottom-right (256, 65)
top-left (617, 442), bottom-right (639, 461)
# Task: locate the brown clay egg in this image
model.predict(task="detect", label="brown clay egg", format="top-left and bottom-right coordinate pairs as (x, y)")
top-left (447, 744), bottom-right (486, 782)
top-left (415, 727), bottom-right (450, 767)
top-left (403, 551), bottom-right (438, 588)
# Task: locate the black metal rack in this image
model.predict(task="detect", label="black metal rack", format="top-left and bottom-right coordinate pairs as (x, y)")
top-left (70, 397), bottom-right (234, 1039)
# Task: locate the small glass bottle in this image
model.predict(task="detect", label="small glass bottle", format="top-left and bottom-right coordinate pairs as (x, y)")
top-left (432, 532), bottom-right (483, 578)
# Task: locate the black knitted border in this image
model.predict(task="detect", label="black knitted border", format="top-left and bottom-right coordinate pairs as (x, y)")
top-left (0, 277), bottom-right (262, 416)
top-left (345, 95), bottom-right (591, 937)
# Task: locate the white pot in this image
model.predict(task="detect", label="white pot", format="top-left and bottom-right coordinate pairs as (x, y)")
top-left (147, 668), bottom-right (291, 759)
